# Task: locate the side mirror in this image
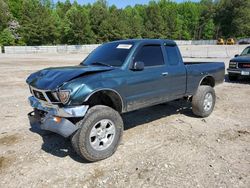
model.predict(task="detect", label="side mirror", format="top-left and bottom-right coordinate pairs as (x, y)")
top-left (131, 61), bottom-right (144, 71)
top-left (234, 54), bottom-right (239, 57)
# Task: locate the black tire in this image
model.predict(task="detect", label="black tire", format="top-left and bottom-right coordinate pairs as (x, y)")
top-left (70, 129), bottom-right (81, 156)
top-left (71, 105), bottom-right (123, 162)
top-left (228, 74), bottom-right (238, 81)
top-left (192, 85), bottom-right (216, 117)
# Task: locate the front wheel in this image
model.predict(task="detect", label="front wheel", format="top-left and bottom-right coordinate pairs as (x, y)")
top-left (192, 86), bottom-right (216, 117)
top-left (71, 105), bottom-right (123, 162)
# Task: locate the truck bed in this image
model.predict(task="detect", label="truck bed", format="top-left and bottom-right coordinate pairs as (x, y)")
top-left (184, 62), bottom-right (225, 94)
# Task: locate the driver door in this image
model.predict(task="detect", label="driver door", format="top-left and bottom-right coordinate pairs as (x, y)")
top-left (124, 44), bottom-right (169, 111)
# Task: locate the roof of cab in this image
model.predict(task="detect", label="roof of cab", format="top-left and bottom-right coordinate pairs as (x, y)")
top-left (108, 39), bottom-right (177, 46)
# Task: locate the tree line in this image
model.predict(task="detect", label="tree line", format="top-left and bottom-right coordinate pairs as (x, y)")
top-left (0, 0), bottom-right (249, 46)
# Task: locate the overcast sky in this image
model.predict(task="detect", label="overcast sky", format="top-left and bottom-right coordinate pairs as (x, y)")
top-left (54, 0), bottom-right (200, 8)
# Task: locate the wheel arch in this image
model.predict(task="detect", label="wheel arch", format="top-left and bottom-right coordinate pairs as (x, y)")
top-left (199, 75), bottom-right (215, 87)
top-left (84, 88), bottom-right (124, 113)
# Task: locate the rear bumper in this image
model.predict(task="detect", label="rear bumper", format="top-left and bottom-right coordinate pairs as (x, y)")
top-left (227, 68), bottom-right (250, 76)
top-left (28, 96), bottom-right (89, 137)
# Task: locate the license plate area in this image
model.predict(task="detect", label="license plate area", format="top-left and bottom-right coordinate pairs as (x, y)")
top-left (241, 71), bottom-right (250, 75)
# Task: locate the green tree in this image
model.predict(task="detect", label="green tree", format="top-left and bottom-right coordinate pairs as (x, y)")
top-left (143, 1), bottom-right (165, 38)
top-left (89, 0), bottom-right (109, 43)
top-left (6, 0), bottom-right (23, 19)
top-left (172, 14), bottom-right (184, 40)
top-left (231, 0), bottom-right (250, 38)
top-left (1, 0), bottom-right (249, 45)
top-left (123, 6), bottom-right (143, 38)
top-left (203, 19), bottom-right (215, 39)
top-left (159, 0), bottom-right (179, 38)
top-left (215, 0), bottom-right (250, 38)
top-left (63, 3), bottom-right (94, 44)
top-left (0, 0), bottom-right (12, 31)
top-left (197, 0), bottom-right (215, 39)
top-left (99, 5), bottom-right (128, 41)
top-left (0, 28), bottom-right (15, 46)
top-left (19, 0), bottom-right (59, 45)
top-left (55, 0), bottom-right (71, 19)
top-left (177, 2), bottom-right (201, 40)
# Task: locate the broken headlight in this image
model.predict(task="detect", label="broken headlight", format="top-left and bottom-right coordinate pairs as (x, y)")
top-left (57, 90), bottom-right (70, 104)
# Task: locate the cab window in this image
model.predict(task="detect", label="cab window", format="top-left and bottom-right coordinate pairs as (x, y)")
top-left (134, 45), bottom-right (164, 67)
top-left (165, 46), bottom-right (179, 65)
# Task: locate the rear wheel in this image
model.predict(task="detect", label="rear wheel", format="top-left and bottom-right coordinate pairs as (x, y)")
top-left (71, 105), bottom-right (123, 162)
top-left (192, 86), bottom-right (216, 117)
top-left (228, 74), bottom-right (238, 81)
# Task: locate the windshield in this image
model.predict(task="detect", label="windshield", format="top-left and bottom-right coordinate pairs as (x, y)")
top-left (241, 47), bottom-right (250, 56)
top-left (82, 42), bottom-right (134, 67)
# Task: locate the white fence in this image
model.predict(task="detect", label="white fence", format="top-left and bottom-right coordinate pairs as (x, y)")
top-left (3, 44), bottom-right (249, 58)
top-left (179, 45), bottom-right (248, 58)
top-left (4, 45), bottom-right (100, 54)
top-left (175, 40), bottom-right (217, 45)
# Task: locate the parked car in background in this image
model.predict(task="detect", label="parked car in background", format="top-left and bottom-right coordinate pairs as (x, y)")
top-left (217, 38), bottom-right (225, 45)
top-left (226, 38), bottom-right (236, 45)
top-left (238, 38), bottom-right (250, 45)
top-left (227, 46), bottom-right (250, 81)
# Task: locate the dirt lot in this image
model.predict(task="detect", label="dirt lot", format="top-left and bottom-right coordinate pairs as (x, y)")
top-left (0, 54), bottom-right (249, 188)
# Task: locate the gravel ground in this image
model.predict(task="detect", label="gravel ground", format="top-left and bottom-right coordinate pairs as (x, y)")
top-left (0, 54), bottom-right (249, 188)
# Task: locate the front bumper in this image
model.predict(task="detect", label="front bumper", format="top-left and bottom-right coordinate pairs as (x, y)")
top-left (227, 68), bottom-right (250, 76)
top-left (28, 96), bottom-right (89, 137)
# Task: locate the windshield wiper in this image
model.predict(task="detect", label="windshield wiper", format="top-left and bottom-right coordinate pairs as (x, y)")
top-left (91, 62), bottom-right (113, 67)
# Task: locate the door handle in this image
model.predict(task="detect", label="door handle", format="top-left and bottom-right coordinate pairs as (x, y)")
top-left (162, 72), bottom-right (168, 76)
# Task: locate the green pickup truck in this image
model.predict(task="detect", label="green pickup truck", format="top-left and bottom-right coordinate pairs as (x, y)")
top-left (27, 39), bottom-right (225, 162)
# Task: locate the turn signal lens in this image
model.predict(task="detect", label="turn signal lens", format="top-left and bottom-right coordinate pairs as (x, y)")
top-left (53, 116), bottom-right (62, 123)
top-left (57, 90), bottom-right (70, 104)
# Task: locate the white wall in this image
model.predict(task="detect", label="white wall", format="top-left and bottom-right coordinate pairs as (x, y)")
top-left (4, 45), bottom-right (100, 54)
top-left (179, 45), bottom-right (248, 58)
top-left (3, 44), bottom-right (249, 58)
top-left (175, 40), bottom-right (217, 45)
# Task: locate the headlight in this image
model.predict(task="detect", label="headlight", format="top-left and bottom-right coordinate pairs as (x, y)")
top-left (57, 90), bottom-right (70, 104)
top-left (229, 62), bottom-right (237, 68)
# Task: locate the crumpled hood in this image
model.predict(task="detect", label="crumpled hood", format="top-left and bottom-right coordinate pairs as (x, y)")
top-left (230, 56), bottom-right (250, 62)
top-left (26, 65), bottom-right (114, 90)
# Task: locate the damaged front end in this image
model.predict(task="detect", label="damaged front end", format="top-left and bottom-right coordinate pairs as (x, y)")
top-left (26, 63), bottom-right (118, 138)
top-left (26, 65), bottom-right (115, 137)
top-left (28, 96), bottom-right (89, 137)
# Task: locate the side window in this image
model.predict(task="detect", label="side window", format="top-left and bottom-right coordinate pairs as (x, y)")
top-left (165, 46), bottom-right (180, 65)
top-left (134, 45), bottom-right (164, 67)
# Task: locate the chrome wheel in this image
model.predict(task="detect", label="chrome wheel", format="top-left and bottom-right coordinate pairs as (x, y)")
top-left (203, 93), bottom-right (213, 111)
top-left (89, 119), bottom-right (116, 151)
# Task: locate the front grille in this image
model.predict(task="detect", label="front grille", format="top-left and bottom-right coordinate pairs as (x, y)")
top-left (45, 91), bottom-right (58, 103)
top-left (238, 63), bottom-right (250, 68)
top-left (33, 90), bottom-right (47, 101)
top-left (30, 86), bottom-right (60, 103)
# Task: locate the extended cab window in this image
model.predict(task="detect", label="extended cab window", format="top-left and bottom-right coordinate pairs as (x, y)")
top-left (134, 45), bottom-right (164, 67)
top-left (165, 46), bottom-right (179, 65)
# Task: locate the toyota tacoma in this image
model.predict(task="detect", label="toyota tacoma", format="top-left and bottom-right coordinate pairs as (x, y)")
top-left (27, 39), bottom-right (225, 162)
